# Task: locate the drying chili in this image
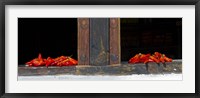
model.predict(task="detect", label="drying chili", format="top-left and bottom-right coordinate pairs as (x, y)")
top-left (128, 52), bottom-right (172, 64)
top-left (26, 53), bottom-right (78, 67)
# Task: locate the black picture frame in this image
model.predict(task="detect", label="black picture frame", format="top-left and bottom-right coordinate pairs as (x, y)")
top-left (0, 0), bottom-right (199, 98)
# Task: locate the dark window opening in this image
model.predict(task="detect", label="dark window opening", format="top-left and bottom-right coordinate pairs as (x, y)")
top-left (120, 18), bottom-right (182, 61)
top-left (18, 18), bottom-right (77, 65)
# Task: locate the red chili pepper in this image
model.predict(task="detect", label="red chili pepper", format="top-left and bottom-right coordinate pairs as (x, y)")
top-left (144, 59), bottom-right (153, 64)
top-left (154, 52), bottom-right (162, 59)
top-left (149, 55), bottom-right (160, 63)
top-left (163, 54), bottom-right (172, 62)
top-left (140, 53), bottom-right (150, 63)
top-left (45, 57), bottom-right (55, 67)
top-left (159, 56), bottom-right (165, 63)
top-left (67, 57), bottom-right (78, 65)
top-left (128, 52), bottom-right (173, 64)
top-left (128, 53), bottom-right (141, 64)
top-left (26, 53), bottom-right (45, 67)
top-left (26, 54), bottom-right (78, 67)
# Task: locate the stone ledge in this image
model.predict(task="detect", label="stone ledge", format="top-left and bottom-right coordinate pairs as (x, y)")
top-left (18, 60), bottom-right (182, 76)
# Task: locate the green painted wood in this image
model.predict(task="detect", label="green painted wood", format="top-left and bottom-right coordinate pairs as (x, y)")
top-left (90, 18), bottom-right (109, 66)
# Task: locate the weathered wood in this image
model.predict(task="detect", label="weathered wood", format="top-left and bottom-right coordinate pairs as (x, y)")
top-left (78, 18), bottom-right (89, 65)
top-left (18, 60), bottom-right (182, 76)
top-left (90, 18), bottom-right (109, 66)
top-left (110, 18), bottom-right (120, 65)
top-left (18, 66), bottom-right (76, 76)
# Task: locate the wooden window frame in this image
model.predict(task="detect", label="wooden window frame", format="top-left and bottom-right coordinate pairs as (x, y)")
top-left (78, 18), bottom-right (120, 66)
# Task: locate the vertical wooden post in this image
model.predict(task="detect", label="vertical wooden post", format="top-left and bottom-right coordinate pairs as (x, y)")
top-left (90, 18), bottom-right (110, 66)
top-left (110, 18), bottom-right (121, 65)
top-left (78, 18), bottom-right (121, 66)
top-left (78, 18), bottom-right (89, 65)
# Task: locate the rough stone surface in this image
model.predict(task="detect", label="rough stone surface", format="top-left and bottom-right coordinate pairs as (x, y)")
top-left (147, 62), bottom-right (159, 74)
top-left (18, 60), bottom-right (182, 76)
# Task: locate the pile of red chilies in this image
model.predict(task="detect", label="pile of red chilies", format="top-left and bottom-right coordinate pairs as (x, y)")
top-left (26, 52), bottom-right (172, 67)
top-left (128, 52), bottom-right (172, 64)
top-left (26, 53), bottom-right (78, 67)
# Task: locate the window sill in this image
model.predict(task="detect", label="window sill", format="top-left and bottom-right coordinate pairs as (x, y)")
top-left (18, 59), bottom-right (182, 76)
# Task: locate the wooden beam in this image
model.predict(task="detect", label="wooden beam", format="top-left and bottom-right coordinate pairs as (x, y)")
top-left (110, 18), bottom-right (120, 65)
top-left (78, 18), bottom-right (89, 65)
top-left (90, 18), bottom-right (109, 66)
